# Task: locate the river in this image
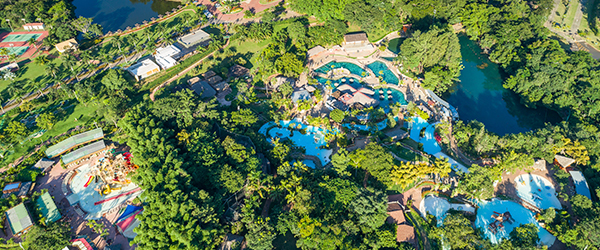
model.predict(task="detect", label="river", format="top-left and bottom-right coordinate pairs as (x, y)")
top-left (73, 0), bottom-right (180, 32)
top-left (442, 34), bottom-right (561, 136)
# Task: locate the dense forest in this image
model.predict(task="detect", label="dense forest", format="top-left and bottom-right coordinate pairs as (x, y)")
top-left (2, 0), bottom-right (600, 249)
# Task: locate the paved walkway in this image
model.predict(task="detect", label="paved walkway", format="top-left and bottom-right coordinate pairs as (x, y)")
top-left (200, 0), bottom-right (283, 23)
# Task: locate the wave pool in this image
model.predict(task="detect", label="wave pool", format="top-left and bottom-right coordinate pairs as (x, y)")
top-left (515, 174), bottom-right (562, 210)
top-left (475, 199), bottom-right (556, 247)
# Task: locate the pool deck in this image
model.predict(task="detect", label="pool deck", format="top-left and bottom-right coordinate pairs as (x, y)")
top-left (495, 162), bottom-right (576, 221)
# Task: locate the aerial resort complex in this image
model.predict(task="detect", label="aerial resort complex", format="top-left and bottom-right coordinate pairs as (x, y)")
top-left (1, 0), bottom-right (600, 249)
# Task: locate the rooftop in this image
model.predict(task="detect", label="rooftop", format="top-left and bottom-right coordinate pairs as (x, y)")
top-left (6, 203), bottom-right (33, 235)
top-left (291, 89), bottom-right (311, 103)
top-left (189, 79), bottom-right (217, 98)
top-left (127, 59), bottom-right (160, 78)
top-left (207, 75), bottom-right (223, 85)
top-left (229, 64), bottom-right (249, 78)
top-left (156, 45), bottom-right (181, 58)
top-left (61, 140), bottom-right (106, 165)
top-left (55, 38), bottom-right (78, 52)
top-left (307, 46), bottom-right (326, 58)
top-left (555, 154), bottom-right (576, 168)
top-left (31, 158), bottom-right (55, 172)
top-left (45, 128), bottom-right (104, 158)
top-left (36, 192), bottom-right (62, 223)
top-left (178, 29), bottom-right (211, 48)
top-left (344, 32), bottom-right (369, 43)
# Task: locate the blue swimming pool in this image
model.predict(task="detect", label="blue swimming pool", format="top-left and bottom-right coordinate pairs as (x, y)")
top-left (367, 61), bottom-right (399, 85)
top-left (259, 119), bottom-right (336, 166)
top-left (515, 174), bottom-right (562, 210)
top-left (475, 199), bottom-right (556, 247)
top-left (315, 61), bottom-right (368, 77)
top-left (408, 117), bottom-right (441, 155)
top-left (315, 77), bottom-right (363, 90)
top-left (374, 88), bottom-right (408, 107)
top-left (316, 76), bottom-right (408, 110)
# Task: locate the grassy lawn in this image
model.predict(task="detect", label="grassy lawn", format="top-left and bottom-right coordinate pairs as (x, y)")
top-left (388, 143), bottom-right (428, 162)
top-left (347, 24), bottom-right (392, 42)
top-left (2, 100), bottom-right (101, 165)
top-left (259, 0), bottom-right (279, 5)
top-left (564, 1), bottom-right (580, 28)
top-left (0, 55), bottom-right (78, 101)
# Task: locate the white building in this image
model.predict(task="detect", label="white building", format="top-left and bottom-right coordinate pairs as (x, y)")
top-left (156, 45), bottom-right (181, 59)
top-left (55, 38), bottom-right (78, 53)
top-left (178, 29), bottom-right (211, 48)
top-left (155, 55), bottom-right (177, 70)
top-left (127, 59), bottom-right (160, 81)
top-left (23, 23), bottom-right (45, 31)
top-left (154, 45), bottom-right (180, 69)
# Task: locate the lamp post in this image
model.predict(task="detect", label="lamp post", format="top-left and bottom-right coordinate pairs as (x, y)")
top-left (5, 19), bottom-right (13, 32)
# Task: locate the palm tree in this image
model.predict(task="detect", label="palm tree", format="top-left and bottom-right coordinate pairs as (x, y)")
top-left (45, 63), bottom-right (58, 79)
top-left (111, 36), bottom-right (125, 58)
top-left (62, 54), bottom-right (79, 81)
top-left (27, 37), bottom-right (37, 49)
top-left (142, 27), bottom-right (153, 43)
top-left (0, 48), bottom-right (9, 59)
top-left (33, 55), bottom-right (50, 65)
top-left (80, 51), bottom-right (92, 66)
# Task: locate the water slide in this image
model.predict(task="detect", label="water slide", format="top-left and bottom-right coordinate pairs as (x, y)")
top-left (94, 187), bottom-right (141, 206)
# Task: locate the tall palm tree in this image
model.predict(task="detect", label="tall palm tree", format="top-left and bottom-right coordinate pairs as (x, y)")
top-left (111, 36), bottom-right (125, 58)
top-left (142, 26), bottom-right (153, 43)
top-left (80, 51), bottom-right (92, 66)
top-left (33, 55), bottom-right (50, 65)
top-left (0, 48), bottom-right (9, 59)
top-left (45, 63), bottom-right (58, 79)
top-left (27, 37), bottom-right (37, 49)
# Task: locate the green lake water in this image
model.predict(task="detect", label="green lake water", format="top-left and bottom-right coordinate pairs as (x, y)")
top-left (443, 34), bottom-right (561, 135)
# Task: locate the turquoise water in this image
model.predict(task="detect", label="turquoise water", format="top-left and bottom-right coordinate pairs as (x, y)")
top-left (367, 61), bottom-right (399, 85)
top-left (408, 117), bottom-right (441, 155)
top-left (260, 119), bottom-right (335, 166)
top-left (475, 199), bottom-right (556, 246)
top-left (314, 61), bottom-right (367, 77)
top-left (316, 76), bottom-right (407, 109)
top-left (375, 88), bottom-right (408, 107)
top-left (444, 34), bottom-right (561, 135)
top-left (515, 174), bottom-right (562, 210)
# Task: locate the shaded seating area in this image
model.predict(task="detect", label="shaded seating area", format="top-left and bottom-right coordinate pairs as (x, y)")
top-left (45, 128), bottom-right (104, 158)
top-left (36, 192), bottom-right (62, 223)
top-left (61, 140), bottom-right (107, 166)
top-left (5, 203), bottom-right (33, 236)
